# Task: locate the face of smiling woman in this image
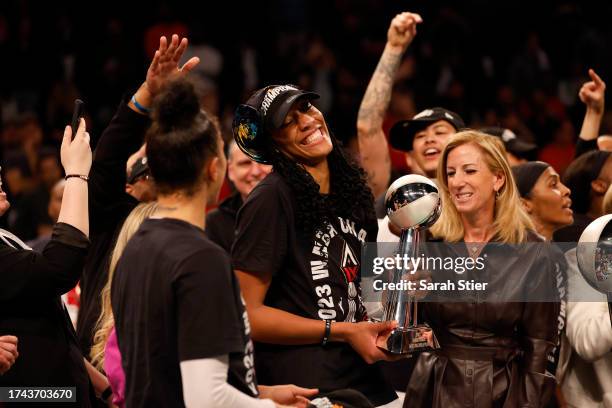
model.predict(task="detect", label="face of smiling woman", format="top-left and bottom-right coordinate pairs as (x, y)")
top-left (446, 142), bottom-right (505, 219)
top-left (270, 99), bottom-right (333, 167)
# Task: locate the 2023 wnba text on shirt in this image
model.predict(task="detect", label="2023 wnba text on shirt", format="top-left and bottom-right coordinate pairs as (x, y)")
top-left (232, 172), bottom-right (397, 406)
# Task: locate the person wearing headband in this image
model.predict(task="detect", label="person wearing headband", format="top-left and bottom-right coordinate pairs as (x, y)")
top-left (554, 150), bottom-right (612, 242)
top-left (232, 84), bottom-right (399, 407)
top-left (512, 161), bottom-right (572, 408)
top-left (512, 161), bottom-right (573, 241)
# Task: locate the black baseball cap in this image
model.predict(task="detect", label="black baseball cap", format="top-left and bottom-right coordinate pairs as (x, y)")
top-left (389, 107), bottom-right (465, 152)
top-left (232, 85), bottom-right (320, 164)
top-left (481, 127), bottom-right (537, 159)
top-left (127, 156), bottom-right (149, 184)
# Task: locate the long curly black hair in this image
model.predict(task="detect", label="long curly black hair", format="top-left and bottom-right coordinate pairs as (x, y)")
top-left (266, 134), bottom-right (377, 239)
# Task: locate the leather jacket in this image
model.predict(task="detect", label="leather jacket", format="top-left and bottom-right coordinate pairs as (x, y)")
top-left (403, 235), bottom-right (561, 407)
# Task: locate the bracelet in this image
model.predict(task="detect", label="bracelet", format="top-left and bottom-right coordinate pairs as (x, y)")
top-left (322, 319), bottom-right (332, 346)
top-left (100, 386), bottom-right (113, 402)
top-left (131, 94), bottom-right (151, 114)
top-left (65, 174), bottom-right (89, 182)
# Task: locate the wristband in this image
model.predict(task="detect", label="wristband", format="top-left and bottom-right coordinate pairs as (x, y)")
top-left (131, 94), bottom-right (151, 114)
top-left (65, 174), bottom-right (89, 182)
top-left (322, 319), bottom-right (332, 346)
top-left (100, 386), bottom-right (112, 402)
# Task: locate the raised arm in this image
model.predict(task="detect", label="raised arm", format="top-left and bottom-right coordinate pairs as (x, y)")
top-left (127, 34), bottom-right (200, 118)
top-left (576, 69), bottom-right (606, 157)
top-left (357, 12), bottom-right (422, 197)
top-left (1, 122), bottom-right (91, 301)
top-left (89, 35), bottom-right (200, 224)
top-left (58, 118), bottom-right (92, 237)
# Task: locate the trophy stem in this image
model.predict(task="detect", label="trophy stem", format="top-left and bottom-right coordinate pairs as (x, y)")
top-left (383, 228), bottom-right (423, 327)
top-left (378, 228), bottom-right (439, 354)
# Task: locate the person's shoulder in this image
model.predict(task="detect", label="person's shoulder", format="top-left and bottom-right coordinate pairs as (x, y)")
top-left (243, 171), bottom-right (292, 207)
top-left (253, 172), bottom-right (290, 194)
top-left (133, 218), bottom-right (210, 254)
top-left (178, 237), bottom-right (233, 281)
top-left (205, 206), bottom-right (229, 227)
top-left (189, 236), bottom-right (230, 262)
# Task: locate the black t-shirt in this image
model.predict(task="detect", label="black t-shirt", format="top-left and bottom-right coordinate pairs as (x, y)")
top-left (232, 172), bottom-right (396, 406)
top-left (112, 218), bottom-right (259, 408)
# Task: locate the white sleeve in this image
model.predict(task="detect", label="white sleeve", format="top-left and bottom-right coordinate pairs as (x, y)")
top-left (565, 248), bottom-right (612, 362)
top-left (180, 356), bottom-right (276, 408)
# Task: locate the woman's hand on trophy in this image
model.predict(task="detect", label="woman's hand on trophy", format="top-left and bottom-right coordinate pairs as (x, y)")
top-left (335, 321), bottom-right (402, 363)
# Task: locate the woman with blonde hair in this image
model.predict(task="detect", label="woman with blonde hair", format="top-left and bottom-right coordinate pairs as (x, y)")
top-left (404, 130), bottom-right (561, 407)
top-left (90, 201), bottom-right (158, 408)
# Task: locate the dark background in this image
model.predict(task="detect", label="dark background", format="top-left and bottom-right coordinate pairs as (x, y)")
top-left (1, 0), bottom-right (610, 236)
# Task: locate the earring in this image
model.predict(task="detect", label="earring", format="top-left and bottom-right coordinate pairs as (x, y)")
top-left (495, 190), bottom-right (500, 200)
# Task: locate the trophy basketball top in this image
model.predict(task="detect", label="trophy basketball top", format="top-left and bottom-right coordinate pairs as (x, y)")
top-left (577, 214), bottom-right (612, 293)
top-left (385, 174), bottom-right (441, 230)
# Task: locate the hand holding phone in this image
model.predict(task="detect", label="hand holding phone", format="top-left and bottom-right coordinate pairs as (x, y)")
top-left (70, 99), bottom-right (84, 140)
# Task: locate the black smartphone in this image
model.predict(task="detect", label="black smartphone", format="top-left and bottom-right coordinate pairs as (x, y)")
top-left (70, 99), bottom-right (84, 140)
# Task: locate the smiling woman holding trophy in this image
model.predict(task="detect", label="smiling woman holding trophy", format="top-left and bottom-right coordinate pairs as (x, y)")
top-left (231, 85), bottom-right (400, 407)
top-left (398, 131), bottom-right (561, 407)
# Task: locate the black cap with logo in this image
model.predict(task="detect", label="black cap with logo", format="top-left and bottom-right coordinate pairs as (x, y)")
top-left (232, 85), bottom-right (320, 164)
top-left (480, 127), bottom-right (537, 159)
top-left (127, 156), bottom-right (149, 184)
top-left (389, 107), bottom-right (465, 152)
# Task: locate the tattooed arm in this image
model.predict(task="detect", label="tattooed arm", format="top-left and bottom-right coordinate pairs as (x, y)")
top-left (357, 12), bottom-right (422, 198)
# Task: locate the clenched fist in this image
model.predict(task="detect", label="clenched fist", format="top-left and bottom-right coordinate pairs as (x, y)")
top-left (387, 12), bottom-right (423, 51)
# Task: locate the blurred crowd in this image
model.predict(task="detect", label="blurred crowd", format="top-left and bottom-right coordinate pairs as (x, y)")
top-left (3, 2), bottom-right (612, 406)
top-left (1, 0), bottom-right (611, 241)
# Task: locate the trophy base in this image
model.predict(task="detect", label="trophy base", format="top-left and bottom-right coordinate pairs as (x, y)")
top-left (376, 324), bottom-right (439, 355)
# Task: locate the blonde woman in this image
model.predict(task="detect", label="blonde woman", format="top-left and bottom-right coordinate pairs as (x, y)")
top-left (90, 202), bottom-right (157, 407)
top-left (89, 202), bottom-right (157, 408)
top-left (404, 131), bottom-right (560, 407)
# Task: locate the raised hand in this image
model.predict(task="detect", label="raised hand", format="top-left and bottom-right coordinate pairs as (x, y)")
top-left (387, 12), bottom-right (423, 51)
top-left (579, 69), bottom-right (606, 114)
top-left (0, 335), bottom-right (18, 375)
top-left (61, 118), bottom-right (92, 177)
top-left (145, 34), bottom-right (200, 96)
top-left (357, 11), bottom-right (423, 197)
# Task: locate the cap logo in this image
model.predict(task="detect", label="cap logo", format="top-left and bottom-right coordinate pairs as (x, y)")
top-left (501, 129), bottom-right (517, 142)
top-left (261, 85), bottom-right (298, 116)
top-left (413, 109), bottom-right (434, 119)
top-left (444, 112), bottom-right (454, 120)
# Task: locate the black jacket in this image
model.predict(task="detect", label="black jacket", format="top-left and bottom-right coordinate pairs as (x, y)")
top-left (403, 234), bottom-right (561, 407)
top-left (0, 223), bottom-right (94, 407)
top-left (76, 96), bottom-right (149, 356)
top-left (205, 192), bottom-right (243, 253)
